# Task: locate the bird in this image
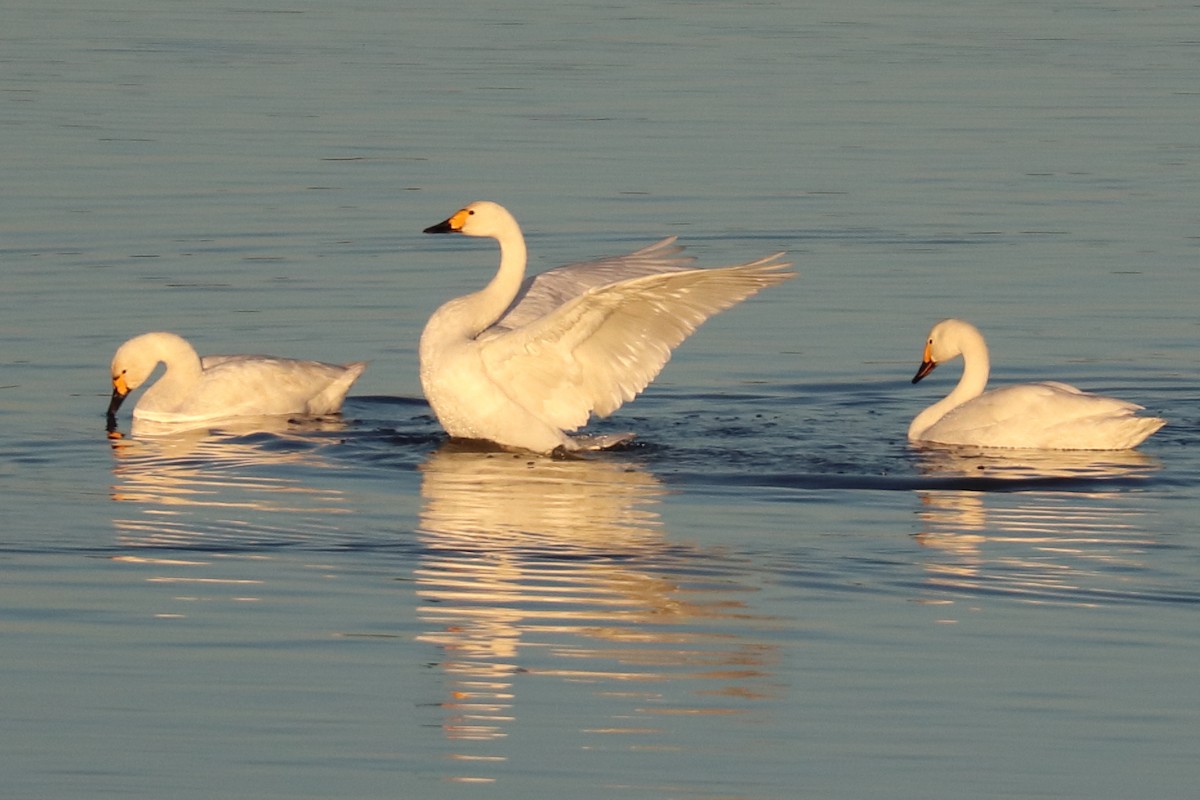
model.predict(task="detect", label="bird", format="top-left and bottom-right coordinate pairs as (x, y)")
top-left (419, 201), bottom-right (794, 453)
top-left (106, 331), bottom-right (367, 432)
top-left (908, 318), bottom-right (1164, 449)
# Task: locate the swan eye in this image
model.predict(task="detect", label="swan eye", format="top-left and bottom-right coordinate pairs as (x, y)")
top-left (468, 209), bottom-right (475, 216)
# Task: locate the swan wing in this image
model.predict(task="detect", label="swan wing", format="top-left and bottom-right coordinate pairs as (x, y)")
top-left (477, 254), bottom-right (793, 430)
top-left (973, 382), bottom-right (1142, 421)
top-left (493, 237), bottom-right (696, 332)
top-left (158, 356), bottom-right (365, 418)
top-left (200, 354), bottom-right (244, 369)
top-left (930, 382), bottom-right (1162, 449)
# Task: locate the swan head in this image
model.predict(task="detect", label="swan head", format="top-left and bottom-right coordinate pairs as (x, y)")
top-left (911, 318), bottom-right (981, 384)
top-left (106, 332), bottom-right (190, 420)
top-left (423, 201), bottom-right (518, 239)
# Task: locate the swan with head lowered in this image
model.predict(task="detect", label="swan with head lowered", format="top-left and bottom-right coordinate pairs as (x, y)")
top-left (107, 331), bottom-right (367, 433)
top-left (419, 201), bottom-right (795, 453)
top-left (908, 318), bottom-right (1164, 450)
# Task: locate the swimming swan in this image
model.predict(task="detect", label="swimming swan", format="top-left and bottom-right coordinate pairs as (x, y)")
top-left (908, 318), bottom-right (1164, 449)
top-left (420, 201), bottom-right (795, 453)
top-left (107, 331), bottom-right (367, 431)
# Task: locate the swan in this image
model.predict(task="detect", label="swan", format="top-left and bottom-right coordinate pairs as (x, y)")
top-left (908, 318), bottom-right (1164, 450)
top-left (419, 201), bottom-right (795, 453)
top-left (106, 331), bottom-right (367, 431)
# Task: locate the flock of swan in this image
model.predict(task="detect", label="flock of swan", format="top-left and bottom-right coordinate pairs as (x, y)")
top-left (106, 200), bottom-right (1165, 453)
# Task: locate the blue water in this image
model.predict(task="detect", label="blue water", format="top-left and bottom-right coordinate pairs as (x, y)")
top-left (3, 1), bottom-right (1199, 798)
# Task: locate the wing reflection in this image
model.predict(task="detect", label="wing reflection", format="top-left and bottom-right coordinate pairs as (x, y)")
top-left (109, 418), bottom-right (353, 550)
top-left (913, 448), bottom-right (1162, 607)
top-left (415, 443), bottom-right (779, 783)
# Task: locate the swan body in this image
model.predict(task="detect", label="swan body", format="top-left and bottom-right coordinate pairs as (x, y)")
top-left (420, 201), bottom-right (795, 453)
top-left (908, 319), bottom-right (1164, 450)
top-left (107, 331), bottom-right (367, 429)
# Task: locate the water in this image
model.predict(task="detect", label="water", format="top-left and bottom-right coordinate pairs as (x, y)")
top-left (3, 1), bottom-right (1199, 798)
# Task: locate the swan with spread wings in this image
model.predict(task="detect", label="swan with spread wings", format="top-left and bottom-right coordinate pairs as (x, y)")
top-left (419, 201), bottom-right (794, 453)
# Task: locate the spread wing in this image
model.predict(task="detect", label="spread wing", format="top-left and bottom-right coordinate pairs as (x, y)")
top-left (477, 254), bottom-right (794, 431)
top-left (491, 237), bottom-right (696, 332)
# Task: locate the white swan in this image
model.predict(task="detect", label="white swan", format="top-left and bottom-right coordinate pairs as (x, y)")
top-left (908, 318), bottom-right (1164, 450)
top-left (420, 201), bottom-right (795, 453)
top-left (107, 331), bottom-right (367, 431)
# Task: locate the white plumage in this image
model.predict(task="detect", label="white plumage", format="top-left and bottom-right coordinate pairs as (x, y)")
top-left (107, 331), bottom-right (366, 431)
top-left (908, 318), bottom-right (1164, 450)
top-left (420, 201), bottom-right (794, 453)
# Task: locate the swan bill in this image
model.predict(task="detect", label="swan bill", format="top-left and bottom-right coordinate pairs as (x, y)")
top-left (423, 219), bottom-right (455, 234)
top-left (912, 359), bottom-right (937, 384)
top-left (107, 374), bottom-right (130, 417)
top-left (423, 207), bottom-right (471, 234)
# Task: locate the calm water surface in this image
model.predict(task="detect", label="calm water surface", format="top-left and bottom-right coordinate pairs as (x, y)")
top-left (3, 1), bottom-right (1198, 798)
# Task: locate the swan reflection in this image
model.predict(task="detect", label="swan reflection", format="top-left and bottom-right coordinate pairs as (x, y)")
top-left (912, 444), bottom-right (1160, 482)
top-left (415, 443), bottom-right (779, 782)
top-left (110, 409), bottom-right (353, 441)
top-left (109, 417), bottom-right (353, 550)
top-left (912, 447), bottom-right (1161, 607)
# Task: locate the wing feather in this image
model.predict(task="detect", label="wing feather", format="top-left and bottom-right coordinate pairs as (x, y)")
top-left (492, 237), bottom-right (696, 332)
top-left (478, 254), bottom-right (794, 431)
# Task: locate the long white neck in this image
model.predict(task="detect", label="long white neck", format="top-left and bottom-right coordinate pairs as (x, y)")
top-left (471, 223), bottom-right (527, 334)
top-left (134, 332), bottom-right (205, 412)
top-left (908, 325), bottom-right (991, 440)
top-left (425, 220), bottom-right (528, 342)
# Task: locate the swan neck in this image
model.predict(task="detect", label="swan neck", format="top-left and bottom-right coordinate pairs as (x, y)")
top-left (156, 336), bottom-right (203, 382)
top-left (949, 336), bottom-right (990, 406)
top-left (487, 225), bottom-right (527, 308)
top-left (909, 328), bottom-right (991, 440)
top-left (454, 221), bottom-right (528, 337)
top-left (126, 333), bottom-right (204, 413)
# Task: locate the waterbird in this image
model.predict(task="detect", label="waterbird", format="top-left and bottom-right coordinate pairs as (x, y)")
top-left (908, 318), bottom-right (1164, 449)
top-left (107, 331), bottom-right (366, 432)
top-left (420, 200), bottom-right (794, 453)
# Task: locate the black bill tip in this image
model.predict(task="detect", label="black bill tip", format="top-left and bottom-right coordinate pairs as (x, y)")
top-left (911, 360), bottom-right (937, 384)
top-left (423, 218), bottom-right (456, 234)
top-left (106, 388), bottom-right (127, 419)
